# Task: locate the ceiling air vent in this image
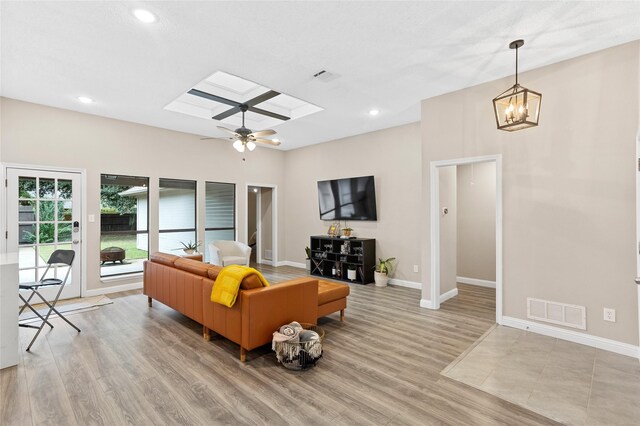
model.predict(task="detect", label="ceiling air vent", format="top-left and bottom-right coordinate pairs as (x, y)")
top-left (313, 70), bottom-right (339, 83)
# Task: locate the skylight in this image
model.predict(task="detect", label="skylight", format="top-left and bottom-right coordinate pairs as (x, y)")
top-left (164, 71), bottom-right (323, 129)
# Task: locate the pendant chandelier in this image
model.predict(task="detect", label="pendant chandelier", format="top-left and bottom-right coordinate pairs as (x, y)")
top-left (492, 39), bottom-right (542, 131)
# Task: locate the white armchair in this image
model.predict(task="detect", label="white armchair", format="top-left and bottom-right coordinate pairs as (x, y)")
top-left (208, 240), bottom-right (252, 266)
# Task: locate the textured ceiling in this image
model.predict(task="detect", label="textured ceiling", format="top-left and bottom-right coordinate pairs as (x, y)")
top-left (2, 1), bottom-right (640, 150)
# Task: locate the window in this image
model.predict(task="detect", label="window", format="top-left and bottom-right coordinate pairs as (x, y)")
top-left (204, 182), bottom-right (236, 262)
top-left (100, 174), bottom-right (149, 277)
top-left (159, 178), bottom-right (197, 255)
top-left (18, 176), bottom-right (74, 283)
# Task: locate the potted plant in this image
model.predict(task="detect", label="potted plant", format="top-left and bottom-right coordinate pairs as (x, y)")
top-left (178, 240), bottom-right (201, 255)
top-left (305, 246), bottom-right (312, 270)
top-left (347, 264), bottom-right (357, 281)
top-left (342, 227), bottom-right (353, 237)
top-left (373, 257), bottom-right (395, 287)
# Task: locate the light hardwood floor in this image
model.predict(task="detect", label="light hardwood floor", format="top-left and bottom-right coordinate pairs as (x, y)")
top-left (1, 266), bottom-right (560, 425)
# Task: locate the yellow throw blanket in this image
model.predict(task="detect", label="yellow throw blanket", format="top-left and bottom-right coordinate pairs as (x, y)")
top-left (210, 265), bottom-right (269, 307)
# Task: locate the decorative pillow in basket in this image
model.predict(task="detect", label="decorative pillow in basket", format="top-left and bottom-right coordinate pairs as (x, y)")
top-left (272, 321), bottom-right (325, 370)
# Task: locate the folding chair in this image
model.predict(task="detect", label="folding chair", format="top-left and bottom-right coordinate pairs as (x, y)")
top-left (19, 249), bottom-right (80, 351)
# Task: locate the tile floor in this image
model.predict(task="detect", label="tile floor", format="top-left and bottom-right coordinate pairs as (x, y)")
top-left (442, 326), bottom-right (640, 425)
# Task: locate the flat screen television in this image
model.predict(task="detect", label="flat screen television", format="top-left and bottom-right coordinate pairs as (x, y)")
top-left (317, 175), bottom-right (377, 221)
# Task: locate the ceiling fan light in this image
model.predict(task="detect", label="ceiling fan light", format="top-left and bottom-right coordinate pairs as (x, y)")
top-left (233, 140), bottom-right (245, 152)
top-left (246, 141), bottom-right (256, 151)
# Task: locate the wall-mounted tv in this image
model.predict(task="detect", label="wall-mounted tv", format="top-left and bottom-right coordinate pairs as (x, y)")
top-left (317, 175), bottom-right (377, 221)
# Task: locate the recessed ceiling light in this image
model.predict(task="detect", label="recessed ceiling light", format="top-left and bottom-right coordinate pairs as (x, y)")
top-left (369, 109), bottom-right (380, 116)
top-left (77, 96), bottom-right (94, 104)
top-left (272, 138), bottom-right (280, 143)
top-left (133, 9), bottom-right (156, 23)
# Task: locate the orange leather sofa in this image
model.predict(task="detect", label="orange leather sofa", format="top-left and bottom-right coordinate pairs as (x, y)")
top-left (143, 252), bottom-right (349, 361)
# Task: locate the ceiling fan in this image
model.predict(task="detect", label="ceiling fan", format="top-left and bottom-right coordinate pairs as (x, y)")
top-left (203, 104), bottom-right (281, 152)
top-left (191, 88), bottom-right (285, 152)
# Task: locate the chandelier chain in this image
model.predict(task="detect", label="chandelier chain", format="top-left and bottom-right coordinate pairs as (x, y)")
top-left (515, 45), bottom-right (519, 85)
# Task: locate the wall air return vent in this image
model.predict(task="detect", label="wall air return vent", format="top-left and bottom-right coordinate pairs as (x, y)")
top-left (527, 297), bottom-right (586, 330)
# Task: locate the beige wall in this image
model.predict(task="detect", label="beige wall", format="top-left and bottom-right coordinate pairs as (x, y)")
top-left (457, 162), bottom-right (496, 282)
top-left (0, 98), bottom-right (286, 291)
top-left (283, 123), bottom-right (422, 282)
top-left (439, 166), bottom-right (457, 294)
top-left (421, 41), bottom-right (640, 345)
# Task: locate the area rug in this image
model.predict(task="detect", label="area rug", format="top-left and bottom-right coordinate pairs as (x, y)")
top-left (19, 295), bottom-right (113, 323)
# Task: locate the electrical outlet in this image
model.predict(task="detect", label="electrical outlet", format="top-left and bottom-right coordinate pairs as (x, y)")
top-left (88, 214), bottom-right (95, 223)
top-left (603, 308), bottom-right (616, 322)
top-left (413, 265), bottom-right (419, 273)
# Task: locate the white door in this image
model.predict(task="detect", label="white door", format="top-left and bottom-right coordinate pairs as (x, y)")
top-left (6, 168), bottom-right (82, 300)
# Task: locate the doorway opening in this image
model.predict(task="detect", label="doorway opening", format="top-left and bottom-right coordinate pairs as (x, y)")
top-left (430, 155), bottom-right (502, 323)
top-left (246, 184), bottom-right (277, 266)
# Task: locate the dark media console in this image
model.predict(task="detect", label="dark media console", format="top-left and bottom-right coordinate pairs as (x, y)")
top-left (309, 236), bottom-right (376, 284)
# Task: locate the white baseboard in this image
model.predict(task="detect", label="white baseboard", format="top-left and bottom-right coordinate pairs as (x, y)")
top-left (502, 316), bottom-right (640, 359)
top-left (420, 298), bottom-right (435, 309)
top-left (388, 278), bottom-right (422, 289)
top-left (100, 272), bottom-right (143, 284)
top-left (276, 260), bottom-right (306, 269)
top-left (440, 288), bottom-right (458, 303)
top-left (457, 276), bottom-right (496, 288)
top-left (84, 282), bottom-right (143, 297)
